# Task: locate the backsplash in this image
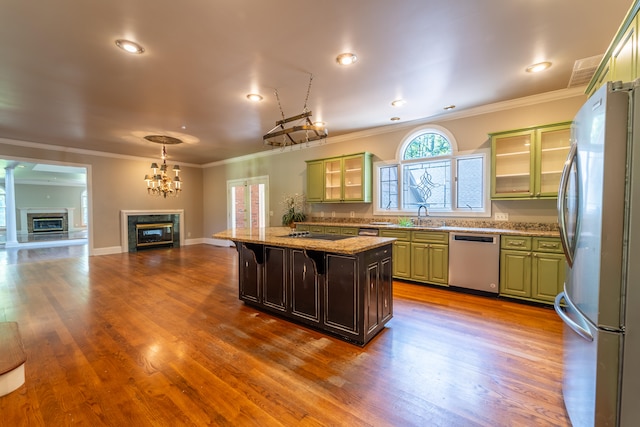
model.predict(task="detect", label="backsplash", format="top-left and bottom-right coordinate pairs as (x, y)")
top-left (304, 216), bottom-right (559, 232)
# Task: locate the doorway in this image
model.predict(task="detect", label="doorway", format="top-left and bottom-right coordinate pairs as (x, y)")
top-left (227, 176), bottom-right (269, 229)
top-left (0, 159), bottom-right (89, 249)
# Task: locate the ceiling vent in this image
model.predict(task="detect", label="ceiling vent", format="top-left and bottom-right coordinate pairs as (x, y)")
top-left (568, 54), bottom-right (604, 88)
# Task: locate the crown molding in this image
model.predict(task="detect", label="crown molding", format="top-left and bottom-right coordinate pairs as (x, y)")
top-left (0, 137), bottom-right (202, 168)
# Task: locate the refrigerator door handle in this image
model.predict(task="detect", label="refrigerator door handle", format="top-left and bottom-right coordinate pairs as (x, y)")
top-left (558, 142), bottom-right (577, 267)
top-left (554, 292), bottom-right (594, 342)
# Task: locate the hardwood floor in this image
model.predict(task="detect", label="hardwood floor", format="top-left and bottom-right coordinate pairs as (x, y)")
top-left (0, 244), bottom-right (570, 426)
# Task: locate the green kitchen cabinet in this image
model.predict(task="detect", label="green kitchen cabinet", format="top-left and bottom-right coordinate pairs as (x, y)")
top-left (306, 152), bottom-right (372, 203)
top-left (410, 231), bottom-right (449, 286)
top-left (340, 227), bottom-right (359, 236)
top-left (306, 160), bottom-right (325, 202)
top-left (380, 229), bottom-right (411, 279)
top-left (324, 226), bottom-right (341, 234)
top-left (491, 123), bottom-right (571, 200)
top-left (499, 236), bottom-right (565, 304)
top-left (587, 4), bottom-right (640, 96)
top-left (500, 249), bottom-right (532, 298)
top-left (532, 252), bottom-right (566, 302)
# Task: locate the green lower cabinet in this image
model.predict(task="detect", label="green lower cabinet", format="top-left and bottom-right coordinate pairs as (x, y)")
top-left (410, 242), bottom-right (449, 286)
top-left (500, 249), bottom-right (532, 298)
top-left (428, 244), bottom-right (449, 285)
top-left (340, 227), bottom-right (359, 236)
top-left (324, 226), bottom-right (341, 234)
top-left (499, 236), bottom-right (565, 304)
top-left (392, 241), bottom-right (411, 279)
top-left (532, 252), bottom-right (565, 303)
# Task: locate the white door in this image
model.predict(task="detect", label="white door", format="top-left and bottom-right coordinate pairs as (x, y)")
top-left (227, 176), bottom-right (269, 229)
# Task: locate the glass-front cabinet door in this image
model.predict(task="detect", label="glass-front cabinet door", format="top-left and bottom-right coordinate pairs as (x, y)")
top-left (342, 154), bottom-right (365, 201)
top-left (324, 158), bottom-right (343, 201)
top-left (491, 122), bottom-right (571, 199)
top-left (536, 124), bottom-right (571, 197)
top-left (492, 130), bottom-right (535, 198)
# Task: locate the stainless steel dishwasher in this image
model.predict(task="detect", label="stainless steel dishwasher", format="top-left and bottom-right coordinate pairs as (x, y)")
top-left (448, 232), bottom-right (500, 293)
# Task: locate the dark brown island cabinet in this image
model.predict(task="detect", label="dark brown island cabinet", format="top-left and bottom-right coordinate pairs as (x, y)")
top-left (234, 241), bottom-right (393, 346)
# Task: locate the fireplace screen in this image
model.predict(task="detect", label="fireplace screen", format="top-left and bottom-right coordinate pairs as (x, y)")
top-left (33, 217), bottom-right (64, 232)
top-left (136, 223), bottom-right (174, 248)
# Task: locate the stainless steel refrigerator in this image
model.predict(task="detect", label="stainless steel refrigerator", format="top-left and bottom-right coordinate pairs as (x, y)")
top-left (555, 80), bottom-right (640, 426)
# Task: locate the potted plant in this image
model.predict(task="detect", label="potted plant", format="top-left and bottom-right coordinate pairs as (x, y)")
top-left (281, 193), bottom-right (306, 227)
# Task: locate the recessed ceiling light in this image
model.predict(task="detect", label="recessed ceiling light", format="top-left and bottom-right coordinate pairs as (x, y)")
top-left (390, 117), bottom-right (401, 121)
top-left (526, 61), bottom-right (552, 73)
top-left (246, 93), bottom-right (263, 102)
top-left (336, 53), bottom-right (358, 66)
top-left (391, 99), bottom-right (406, 107)
top-left (115, 39), bottom-right (145, 54)
top-left (443, 105), bottom-right (456, 110)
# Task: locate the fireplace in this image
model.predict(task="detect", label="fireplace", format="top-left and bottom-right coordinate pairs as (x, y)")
top-left (122, 210), bottom-right (183, 253)
top-left (136, 223), bottom-right (174, 248)
top-left (20, 209), bottom-right (74, 234)
top-left (32, 217), bottom-right (65, 232)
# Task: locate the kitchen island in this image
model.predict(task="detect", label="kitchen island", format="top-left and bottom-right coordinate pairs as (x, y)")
top-left (214, 227), bottom-right (395, 345)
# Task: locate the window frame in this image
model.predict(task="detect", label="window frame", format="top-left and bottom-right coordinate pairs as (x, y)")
top-left (373, 124), bottom-right (491, 218)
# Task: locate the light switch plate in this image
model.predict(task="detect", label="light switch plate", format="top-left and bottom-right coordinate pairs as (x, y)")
top-left (495, 212), bottom-right (509, 221)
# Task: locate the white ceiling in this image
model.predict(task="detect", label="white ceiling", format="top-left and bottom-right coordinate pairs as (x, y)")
top-left (0, 0), bottom-right (633, 168)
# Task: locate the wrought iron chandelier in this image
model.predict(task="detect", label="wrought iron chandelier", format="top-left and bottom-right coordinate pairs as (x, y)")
top-left (263, 74), bottom-right (328, 147)
top-left (143, 135), bottom-right (182, 198)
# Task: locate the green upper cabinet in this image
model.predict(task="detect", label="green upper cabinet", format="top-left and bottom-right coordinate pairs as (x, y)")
top-left (306, 160), bottom-right (325, 202)
top-left (491, 122), bottom-right (571, 200)
top-left (306, 152), bottom-right (372, 203)
top-left (587, 2), bottom-right (640, 97)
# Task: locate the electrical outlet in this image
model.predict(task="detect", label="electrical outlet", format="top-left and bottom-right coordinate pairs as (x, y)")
top-left (269, 210), bottom-right (273, 217)
top-left (331, 211), bottom-right (336, 218)
top-left (320, 211), bottom-right (324, 218)
top-left (495, 212), bottom-right (509, 221)
top-left (350, 211), bottom-right (355, 218)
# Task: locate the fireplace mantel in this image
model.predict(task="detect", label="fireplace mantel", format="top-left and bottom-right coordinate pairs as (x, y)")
top-left (120, 210), bottom-right (185, 252)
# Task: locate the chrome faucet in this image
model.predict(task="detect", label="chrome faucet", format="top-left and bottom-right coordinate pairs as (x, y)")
top-left (417, 205), bottom-right (428, 225)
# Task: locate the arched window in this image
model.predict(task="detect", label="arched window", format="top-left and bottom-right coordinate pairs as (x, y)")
top-left (375, 124), bottom-right (488, 216)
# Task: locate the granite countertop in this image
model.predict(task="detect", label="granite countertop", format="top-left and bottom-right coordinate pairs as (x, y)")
top-left (213, 227), bottom-right (396, 255)
top-left (298, 220), bottom-right (560, 238)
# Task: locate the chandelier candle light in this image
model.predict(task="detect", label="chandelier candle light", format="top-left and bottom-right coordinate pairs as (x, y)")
top-left (143, 135), bottom-right (183, 198)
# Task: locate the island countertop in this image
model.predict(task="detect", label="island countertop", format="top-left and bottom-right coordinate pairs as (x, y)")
top-left (213, 227), bottom-right (396, 255)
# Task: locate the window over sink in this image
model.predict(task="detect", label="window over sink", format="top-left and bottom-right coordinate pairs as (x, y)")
top-left (374, 124), bottom-right (490, 217)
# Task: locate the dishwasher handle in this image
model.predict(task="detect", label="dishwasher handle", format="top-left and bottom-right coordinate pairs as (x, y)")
top-left (451, 234), bottom-right (497, 244)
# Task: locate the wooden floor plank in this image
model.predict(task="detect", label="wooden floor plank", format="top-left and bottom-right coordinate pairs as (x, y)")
top-left (0, 244), bottom-right (570, 426)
